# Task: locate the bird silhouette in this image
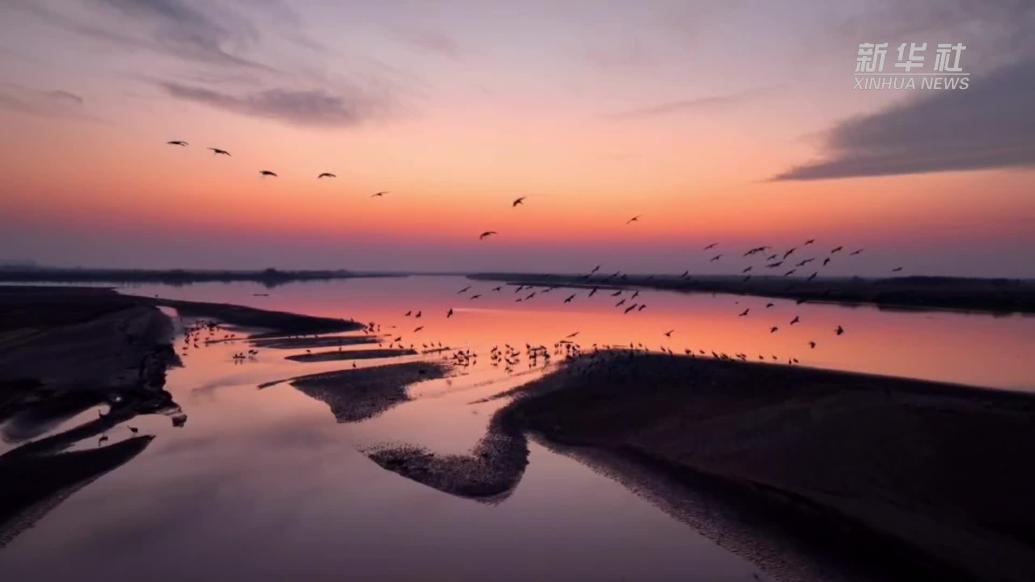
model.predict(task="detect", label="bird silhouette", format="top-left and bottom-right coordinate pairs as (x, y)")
top-left (413, 326), bottom-right (424, 332)
top-left (804, 239), bottom-right (815, 245)
top-left (447, 308), bottom-right (454, 318)
top-left (892, 266), bottom-right (904, 272)
top-left (260, 170), bottom-right (278, 177)
top-left (835, 325), bottom-right (845, 335)
top-left (208, 147), bottom-right (230, 156)
top-left (167, 140), bottom-right (188, 147)
top-left (739, 308), bottom-right (750, 316)
top-left (770, 326), bottom-right (779, 333)
top-left (589, 265), bottom-right (601, 274)
top-left (664, 329), bottom-right (674, 337)
top-left (479, 231), bottom-right (498, 240)
top-left (831, 246), bottom-right (843, 254)
top-left (710, 254), bottom-right (722, 262)
top-left (850, 248), bottom-right (863, 255)
top-left (809, 341), bottom-right (817, 349)
top-left (317, 172), bottom-right (336, 179)
top-left (790, 316), bottom-right (800, 325)
top-left (371, 191), bottom-right (388, 197)
top-left (128, 426), bottom-right (139, 434)
top-left (512, 196), bottom-right (526, 207)
top-left (563, 294), bottom-right (576, 303)
top-left (626, 215), bottom-right (642, 224)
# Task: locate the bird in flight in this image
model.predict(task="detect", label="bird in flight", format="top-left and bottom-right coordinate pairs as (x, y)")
top-left (850, 248), bottom-right (863, 255)
top-left (664, 330), bottom-right (674, 337)
top-left (790, 316), bottom-right (800, 325)
top-left (589, 265), bottom-right (601, 275)
top-left (317, 172), bottom-right (336, 179)
top-left (770, 326), bottom-right (779, 334)
top-left (512, 197), bottom-right (526, 207)
top-left (835, 325), bottom-right (845, 336)
top-left (809, 341), bottom-right (817, 349)
top-left (891, 266), bottom-right (904, 272)
top-left (260, 170), bottom-right (278, 177)
top-left (566, 331), bottom-right (580, 338)
top-left (563, 294), bottom-right (576, 304)
top-left (447, 308), bottom-right (454, 318)
top-left (457, 285), bottom-right (471, 294)
top-left (626, 215), bottom-right (642, 224)
top-left (208, 147), bottom-right (231, 156)
top-left (413, 326), bottom-right (424, 333)
top-left (804, 239), bottom-right (815, 246)
top-left (703, 243), bottom-right (718, 250)
top-left (479, 231), bottom-right (498, 240)
top-left (371, 191), bottom-right (388, 197)
top-left (167, 140), bottom-right (188, 147)
top-left (739, 308), bottom-right (750, 317)
top-left (710, 254), bottom-right (722, 262)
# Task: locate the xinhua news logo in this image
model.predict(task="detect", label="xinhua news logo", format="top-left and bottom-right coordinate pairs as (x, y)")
top-left (854, 42), bottom-right (969, 90)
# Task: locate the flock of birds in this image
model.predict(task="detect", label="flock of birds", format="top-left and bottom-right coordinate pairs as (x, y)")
top-left (164, 138), bottom-right (907, 263)
top-left (160, 137), bottom-right (914, 386)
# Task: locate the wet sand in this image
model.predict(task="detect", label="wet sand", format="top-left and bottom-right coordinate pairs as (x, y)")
top-left (504, 354), bottom-right (1035, 581)
top-left (286, 348), bottom-right (417, 362)
top-left (470, 273), bottom-right (1035, 314)
top-left (289, 361), bottom-right (451, 422)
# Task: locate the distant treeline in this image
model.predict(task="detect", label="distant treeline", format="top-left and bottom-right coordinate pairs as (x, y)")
top-left (0, 267), bottom-right (404, 287)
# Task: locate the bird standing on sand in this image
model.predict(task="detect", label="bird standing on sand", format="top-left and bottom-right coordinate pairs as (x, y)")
top-left (167, 140), bottom-right (188, 147)
top-left (457, 285), bottom-right (471, 294)
top-left (479, 231), bottom-right (498, 240)
top-left (208, 147), bottom-right (230, 156)
top-left (317, 172), bottom-right (336, 179)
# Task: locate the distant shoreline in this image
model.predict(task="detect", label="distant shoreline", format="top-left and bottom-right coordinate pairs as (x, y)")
top-left (0, 267), bottom-right (408, 287)
top-left (469, 272), bottom-right (1035, 314)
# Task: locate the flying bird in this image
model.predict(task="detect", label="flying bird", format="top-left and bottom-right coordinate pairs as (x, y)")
top-left (479, 231), bottom-right (498, 240)
top-left (739, 308), bottom-right (750, 316)
top-left (703, 243), bottom-right (718, 250)
top-left (563, 294), bottom-right (576, 304)
top-left (626, 215), bottom-right (642, 224)
top-left (371, 191), bottom-right (388, 197)
top-left (850, 248), bottom-right (863, 255)
top-left (447, 308), bottom-right (454, 318)
top-left (317, 172), bottom-right (336, 179)
top-left (770, 326), bottom-right (779, 333)
top-left (809, 341), bottom-right (817, 349)
top-left (710, 254), bottom-right (722, 262)
top-left (835, 325), bottom-right (845, 336)
top-left (457, 285), bottom-right (471, 294)
top-left (167, 140), bottom-right (188, 147)
top-left (891, 266), bottom-right (904, 272)
top-left (512, 196), bottom-right (526, 207)
top-left (589, 265), bottom-right (601, 274)
top-left (790, 316), bottom-right (800, 325)
top-left (260, 170), bottom-right (278, 177)
top-left (664, 330), bottom-right (674, 337)
top-left (208, 147), bottom-right (230, 156)
top-left (804, 239), bottom-right (815, 245)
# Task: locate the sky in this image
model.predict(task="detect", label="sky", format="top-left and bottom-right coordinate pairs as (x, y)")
top-left (0, 0), bottom-right (1033, 277)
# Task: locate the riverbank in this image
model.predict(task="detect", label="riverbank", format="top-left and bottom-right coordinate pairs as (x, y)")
top-left (505, 353), bottom-right (1035, 581)
top-left (469, 273), bottom-right (1035, 314)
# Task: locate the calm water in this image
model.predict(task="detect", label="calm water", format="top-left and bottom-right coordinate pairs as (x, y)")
top-left (1, 276), bottom-right (1033, 581)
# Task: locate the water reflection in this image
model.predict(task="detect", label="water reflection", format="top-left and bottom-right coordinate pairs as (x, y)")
top-left (0, 276), bottom-right (1032, 581)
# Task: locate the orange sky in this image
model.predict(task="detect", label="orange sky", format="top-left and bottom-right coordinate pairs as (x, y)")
top-left (0, 1), bottom-right (1032, 275)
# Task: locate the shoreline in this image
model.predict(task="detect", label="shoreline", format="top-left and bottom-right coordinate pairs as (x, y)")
top-left (504, 353), bottom-right (1035, 581)
top-left (468, 272), bottom-right (1035, 314)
